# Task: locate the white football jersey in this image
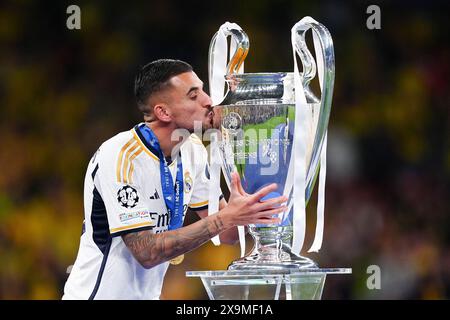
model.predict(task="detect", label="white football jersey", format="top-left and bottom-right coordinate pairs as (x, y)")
top-left (62, 124), bottom-right (213, 300)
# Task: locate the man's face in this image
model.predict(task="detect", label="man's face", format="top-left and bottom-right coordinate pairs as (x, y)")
top-left (163, 71), bottom-right (214, 133)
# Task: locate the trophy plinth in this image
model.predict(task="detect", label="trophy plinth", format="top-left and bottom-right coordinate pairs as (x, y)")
top-left (187, 269), bottom-right (351, 300)
top-left (228, 226), bottom-right (318, 270)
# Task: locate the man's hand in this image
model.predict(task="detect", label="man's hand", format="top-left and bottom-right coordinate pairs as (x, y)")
top-left (218, 172), bottom-right (287, 228)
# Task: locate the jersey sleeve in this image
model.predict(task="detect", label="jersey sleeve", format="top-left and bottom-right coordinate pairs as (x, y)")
top-left (188, 144), bottom-right (223, 211)
top-left (96, 141), bottom-right (156, 237)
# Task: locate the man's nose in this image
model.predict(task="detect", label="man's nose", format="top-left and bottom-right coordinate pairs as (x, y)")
top-left (202, 92), bottom-right (213, 108)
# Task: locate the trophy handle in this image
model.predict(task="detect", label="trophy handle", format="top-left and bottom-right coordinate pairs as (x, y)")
top-left (292, 19), bottom-right (335, 102)
top-left (292, 18), bottom-right (335, 197)
top-left (208, 23), bottom-right (250, 80)
top-left (208, 23), bottom-right (250, 257)
top-left (225, 29), bottom-right (249, 75)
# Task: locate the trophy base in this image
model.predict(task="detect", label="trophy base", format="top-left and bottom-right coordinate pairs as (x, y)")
top-left (228, 246), bottom-right (318, 270)
top-left (186, 268), bottom-right (352, 300)
top-left (228, 226), bottom-right (318, 271)
top-left (228, 256), bottom-right (317, 270)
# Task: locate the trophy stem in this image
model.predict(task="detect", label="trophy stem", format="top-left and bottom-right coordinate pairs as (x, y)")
top-left (228, 226), bottom-right (318, 270)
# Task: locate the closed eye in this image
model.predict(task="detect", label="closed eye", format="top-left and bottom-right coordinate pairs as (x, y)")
top-left (186, 82), bottom-right (204, 98)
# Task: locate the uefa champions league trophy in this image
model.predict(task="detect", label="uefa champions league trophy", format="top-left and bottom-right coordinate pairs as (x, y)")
top-left (213, 17), bottom-right (331, 270)
top-left (187, 17), bottom-right (351, 300)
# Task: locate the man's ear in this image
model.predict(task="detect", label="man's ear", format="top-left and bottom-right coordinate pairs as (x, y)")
top-left (153, 104), bottom-right (172, 123)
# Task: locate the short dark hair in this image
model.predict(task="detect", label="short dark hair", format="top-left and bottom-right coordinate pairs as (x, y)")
top-left (134, 59), bottom-right (193, 112)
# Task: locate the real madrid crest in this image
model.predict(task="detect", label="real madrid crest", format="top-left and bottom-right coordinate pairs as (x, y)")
top-left (184, 171), bottom-right (193, 193)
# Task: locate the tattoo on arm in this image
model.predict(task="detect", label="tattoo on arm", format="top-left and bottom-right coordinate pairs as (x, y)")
top-left (122, 214), bottom-right (225, 268)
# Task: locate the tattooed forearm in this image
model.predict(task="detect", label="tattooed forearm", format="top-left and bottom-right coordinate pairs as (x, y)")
top-left (123, 231), bottom-right (155, 256)
top-left (122, 214), bottom-right (226, 269)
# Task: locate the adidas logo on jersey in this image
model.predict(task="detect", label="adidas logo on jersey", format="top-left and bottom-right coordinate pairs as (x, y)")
top-left (149, 189), bottom-right (160, 200)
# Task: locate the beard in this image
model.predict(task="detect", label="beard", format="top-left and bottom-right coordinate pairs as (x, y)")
top-left (173, 108), bottom-right (218, 138)
top-left (198, 109), bottom-right (216, 133)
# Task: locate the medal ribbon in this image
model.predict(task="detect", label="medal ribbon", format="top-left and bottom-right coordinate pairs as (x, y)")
top-left (140, 125), bottom-right (184, 230)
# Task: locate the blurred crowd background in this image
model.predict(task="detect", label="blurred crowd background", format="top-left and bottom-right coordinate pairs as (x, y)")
top-left (0, 0), bottom-right (448, 299)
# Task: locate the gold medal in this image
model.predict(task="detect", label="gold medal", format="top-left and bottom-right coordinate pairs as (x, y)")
top-left (170, 254), bottom-right (184, 265)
